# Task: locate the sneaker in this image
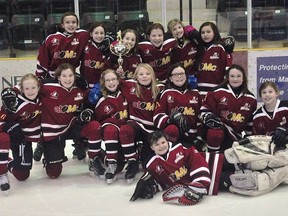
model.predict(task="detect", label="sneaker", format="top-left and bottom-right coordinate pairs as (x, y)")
top-left (33, 142), bottom-right (43, 162)
top-left (89, 157), bottom-right (105, 177)
top-left (125, 160), bottom-right (139, 183)
top-left (105, 162), bottom-right (118, 184)
top-left (72, 143), bottom-right (86, 161)
top-left (0, 173), bottom-right (10, 192)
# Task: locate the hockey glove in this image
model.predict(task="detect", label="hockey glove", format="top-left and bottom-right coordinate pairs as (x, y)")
top-left (272, 127), bottom-right (287, 149)
top-left (130, 172), bottom-right (162, 201)
top-left (221, 36), bottom-right (235, 54)
top-left (167, 111), bottom-right (189, 134)
top-left (88, 83), bottom-right (102, 105)
top-left (2, 122), bottom-right (25, 145)
top-left (75, 74), bottom-right (88, 90)
top-left (162, 182), bottom-right (207, 206)
top-left (188, 75), bottom-right (198, 89)
top-left (202, 113), bottom-right (223, 129)
top-left (1, 88), bottom-right (18, 113)
top-left (77, 108), bottom-right (94, 124)
top-left (193, 136), bottom-right (207, 151)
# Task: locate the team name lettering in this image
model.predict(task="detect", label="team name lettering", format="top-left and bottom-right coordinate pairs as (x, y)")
top-left (54, 105), bottom-right (78, 113)
top-left (54, 50), bottom-right (77, 59)
top-left (200, 63), bottom-right (217, 71)
top-left (84, 60), bottom-right (105, 69)
top-left (132, 101), bottom-right (155, 111)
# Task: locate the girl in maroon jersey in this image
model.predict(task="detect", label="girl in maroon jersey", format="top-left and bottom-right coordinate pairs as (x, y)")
top-left (36, 12), bottom-right (89, 79)
top-left (194, 21), bottom-right (233, 98)
top-left (119, 63), bottom-right (163, 183)
top-left (253, 81), bottom-right (288, 149)
top-left (200, 64), bottom-right (257, 152)
top-left (0, 74), bottom-right (41, 192)
top-left (153, 63), bottom-right (202, 147)
top-left (80, 22), bottom-right (113, 88)
top-left (111, 29), bottom-right (142, 79)
top-left (138, 23), bottom-right (177, 82)
top-left (39, 63), bottom-right (102, 179)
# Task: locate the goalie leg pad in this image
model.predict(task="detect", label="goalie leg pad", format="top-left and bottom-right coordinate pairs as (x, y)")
top-left (229, 166), bottom-right (288, 196)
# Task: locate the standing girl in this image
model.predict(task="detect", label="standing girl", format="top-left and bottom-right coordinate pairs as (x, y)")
top-left (0, 74), bottom-right (41, 193)
top-left (119, 63), bottom-right (164, 183)
top-left (36, 12), bottom-right (89, 79)
top-left (138, 23), bottom-right (176, 82)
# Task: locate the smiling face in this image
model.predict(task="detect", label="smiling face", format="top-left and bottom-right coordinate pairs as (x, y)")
top-left (228, 68), bottom-right (244, 88)
top-left (104, 72), bottom-right (119, 92)
top-left (122, 31), bottom-right (136, 50)
top-left (91, 26), bottom-right (105, 43)
top-left (200, 25), bottom-right (214, 43)
top-left (169, 66), bottom-right (186, 87)
top-left (150, 136), bottom-right (169, 156)
top-left (171, 23), bottom-right (184, 39)
top-left (260, 85), bottom-right (279, 107)
top-left (135, 66), bottom-right (152, 86)
top-left (61, 15), bottom-right (78, 34)
top-left (148, 28), bottom-right (164, 48)
top-left (58, 68), bottom-right (75, 89)
top-left (22, 79), bottom-right (40, 100)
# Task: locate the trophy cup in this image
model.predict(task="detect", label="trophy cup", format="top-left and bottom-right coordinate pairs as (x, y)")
top-left (110, 30), bottom-right (130, 70)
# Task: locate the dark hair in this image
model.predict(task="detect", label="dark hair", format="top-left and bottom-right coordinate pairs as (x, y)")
top-left (88, 22), bottom-right (107, 34)
top-left (199, 22), bottom-right (222, 44)
top-left (122, 29), bottom-right (139, 54)
top-left (61, 12), bottom-right (79, 25)
top-left (54, 63), bottom-right (76, 79)
top-left (146, 23), bottom-right (165, 36)
top-left (258, 81), bottom-right (279, 96)
top-left (165, 62), bottom-right (190, 90)
top-left (148, 130), bottom-right (168, 146)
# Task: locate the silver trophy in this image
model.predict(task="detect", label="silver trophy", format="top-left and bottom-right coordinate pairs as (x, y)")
top-left (110, 30), bottom-right (130, 70)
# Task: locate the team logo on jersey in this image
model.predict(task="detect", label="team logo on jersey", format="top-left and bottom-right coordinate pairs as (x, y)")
top-left (130, 87), bottom-right (136, 95)
top-left (155, 165), bottom-right (164, 174)
top-left (188, 47), bottom-right (197, 55)
top-left (210, 52), bottom-right (219, 59)
top-left (51, 38), bottom-right (59, 46)
top-left (50, 91), bottom-right (59, 99)
top-left (174, 152), bottom-right (184, 163)
top-left (71, 38), bottom-right (79, 45)
top-left (220, 96), bottom-right (228, 105)
top-left (240, 103), bottom-right (250, 111)
top-left (170, 166), bottom-right (188, 182)
top-left (144, 49), bottom-right (151, 56)
top-left (167, 95), bottom-right (174, 103)
top-left (84, 46), bottom-right (90, 53)
top-left (189, 96), bottom-right (198, 104)
top-left (104, 105), bottom-right (113, 114)
top-left (74, 93), bottom-right (84, 101)
top-left (280, 116), bottom-right (287, 126)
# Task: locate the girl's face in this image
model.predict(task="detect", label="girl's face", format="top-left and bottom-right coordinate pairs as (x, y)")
top-left (58, 69), bottom-right (75, 89)
top-left (169, 66), bottom-right (186, 87)
top-left (148, 28), bottom-right (164, 48)
top-left (228, 68), bottom-right (244, 88)
top-left (22, 79), bottom-right (40, 100)
top-left (122, 32), bottom-right (136, 49)
top-left (261, 85), bottom-right (279, 106)
top-left (104, 72), bottom-right (119, 92)
top-left (91, 26), bottom-right (105, 43)
top-left (136, 67), bottom-right (152, 86)
top-left (200, 25), bottom-right (214, 43)
top-left (150, 137), bottom-right (169, 156)
top-left (171, 23), bottom-right (184, 39)
top-left (61, 15), bottom-right (78, 34)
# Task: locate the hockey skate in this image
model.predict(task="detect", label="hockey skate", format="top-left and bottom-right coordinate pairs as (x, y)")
top-left (125, 160), bottom-right (139, 184)
top-left (33, 142), bottom-right (43, 162)
top-left (0, 173), bottom-right (10, 195)
top-left (72, 142), bottom-right (86, 161)
top-left (105, 162), bottom-right (118, 184)
top-left (89, 157), bottom-right (105, 178)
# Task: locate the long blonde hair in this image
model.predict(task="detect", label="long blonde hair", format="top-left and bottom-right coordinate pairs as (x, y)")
top-left (133, 63), bottom-right (160, 101)
top-left (20, 73), bottom-right (40, 91)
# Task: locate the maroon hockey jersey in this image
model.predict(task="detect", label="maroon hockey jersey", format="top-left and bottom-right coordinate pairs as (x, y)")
top-left (95, 91), bottom-right (128, 128)
top-left (153, 88), bottom-right (202, 139)
top-left (196, 44), bottom-right (232, 96)
top-left (253, 99), bottom-right (288, 135)
top-left (145, 143), bottom-right (211, 189)
top-left (36, 30), bottom-right (89, 78)
top-left (0, 95), bottom-right (42, 142)
top-left (201, 84), bottom-right (257, 140)
top-left (39, 81), bottom-right (88, 141)
top-left (138, 38), bottom-right (177, 82)
top-left (120, 79), bottom-right (164, 133)
top-left (80, 40), bottom-right (111, 88)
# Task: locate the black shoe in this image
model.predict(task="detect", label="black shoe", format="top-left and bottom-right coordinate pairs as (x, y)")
top-left (33, 142), bottom-right (43, 162)
top-left (72, 143), bottom-right (86, 160)
top-left (125, 160), bottom-right (139, 182)
top-left (89, 157), bottom-right (105, 176)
